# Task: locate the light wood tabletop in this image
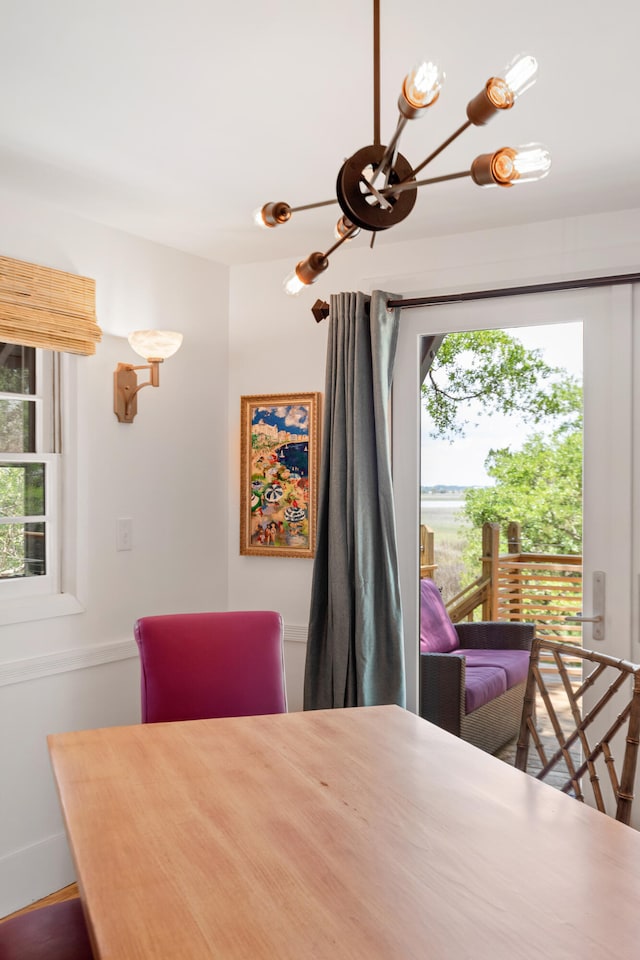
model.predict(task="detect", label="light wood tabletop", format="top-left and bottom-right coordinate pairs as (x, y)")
top-left (48, 705), bottom-right (640, 959)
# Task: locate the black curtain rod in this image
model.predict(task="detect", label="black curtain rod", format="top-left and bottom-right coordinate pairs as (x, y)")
top-left (311, 271), bottom-right (640, 322)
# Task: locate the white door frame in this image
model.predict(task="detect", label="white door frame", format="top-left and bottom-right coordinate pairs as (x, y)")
top-left (392, 285), bottom-right (635, 713)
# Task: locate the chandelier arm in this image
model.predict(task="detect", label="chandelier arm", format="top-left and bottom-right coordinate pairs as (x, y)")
top-left (383, 170), bottom-right (471, 198)
top-left (373, 116), bottom-right (409, 188)
top-left (359, 175), bottom-right (394, 211)
top-left (290, 198), bottom-right (339, 214)
top-left (408, 119), bottom-right (473, 179)
top-left (373, 0), bottom-right (381, 146)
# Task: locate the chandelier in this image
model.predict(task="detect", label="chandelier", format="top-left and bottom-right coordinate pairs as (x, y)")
top-left (254, 0), bottom-right (550, 296)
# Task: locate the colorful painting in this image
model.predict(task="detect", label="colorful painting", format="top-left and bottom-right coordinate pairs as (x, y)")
top-left (240, 393), bottom-right (320, 558)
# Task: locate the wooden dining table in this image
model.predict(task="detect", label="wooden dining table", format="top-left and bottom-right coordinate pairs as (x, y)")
top-left (48, 704), bottom-right (640, 959)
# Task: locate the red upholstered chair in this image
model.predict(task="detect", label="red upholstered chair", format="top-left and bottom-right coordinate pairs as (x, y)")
top-left (0, 899), bottom-right (94, 960)
top-left (134, 610), bottom-right (287, 723)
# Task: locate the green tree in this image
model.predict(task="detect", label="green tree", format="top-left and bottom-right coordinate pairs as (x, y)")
top-left (421, 330), bottom-right (583, 590)
top-left (462, 424), bottom-right (582, 561)
top-left (422, 330), bottom-right (578, 441)
top-left (0, 465), bottom-right (44, 577)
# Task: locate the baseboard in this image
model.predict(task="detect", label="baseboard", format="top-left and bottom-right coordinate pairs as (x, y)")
top-left (0, 832), bottom-right (75, 919)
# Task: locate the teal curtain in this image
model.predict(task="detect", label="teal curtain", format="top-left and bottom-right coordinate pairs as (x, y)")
top-left (304, 290), bottom-right (405, 709)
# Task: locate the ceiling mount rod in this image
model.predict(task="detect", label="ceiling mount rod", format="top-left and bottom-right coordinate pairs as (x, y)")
top-left (373, 0), bottom-right (381, 146)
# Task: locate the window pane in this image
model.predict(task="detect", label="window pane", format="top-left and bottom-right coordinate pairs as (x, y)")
top-left (0, 398), bottom-right (36, 452)
top-left (0, 522), bottom-right (45, 578)
top-left (0, 343), bottom-right (36, 394)
top-left (0, 463), bottom-right (45, 516)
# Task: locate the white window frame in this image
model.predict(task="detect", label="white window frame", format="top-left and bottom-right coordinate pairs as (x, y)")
top-left (0, 348), bottom-right (83, 623)
top-left (0, 452), bottom-right (60, 599)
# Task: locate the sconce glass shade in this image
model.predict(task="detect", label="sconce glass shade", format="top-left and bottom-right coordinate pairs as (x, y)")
top-left (128, 330), bottom-right (183, 361)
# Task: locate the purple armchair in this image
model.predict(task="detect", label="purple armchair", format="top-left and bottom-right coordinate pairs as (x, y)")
top-left (134, 610), bottom-right (287, 723)
top-left (419, 578), bottom-right (534, 754)
top-left (0, 899), bottom-right (93, 960)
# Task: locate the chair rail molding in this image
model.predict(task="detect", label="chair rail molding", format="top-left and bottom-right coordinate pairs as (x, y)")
top-left (284, 624), bottom-right (308, 644)
top-left (0, 639), bottom-right (138, 688)
top-left (0, 622), bottom-right (309, 687)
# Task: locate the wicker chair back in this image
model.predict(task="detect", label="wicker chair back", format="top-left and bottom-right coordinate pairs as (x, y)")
top-left (515, 638), bottom-right (640, 825)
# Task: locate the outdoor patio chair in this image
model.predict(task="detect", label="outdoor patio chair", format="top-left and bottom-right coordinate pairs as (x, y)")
top-left (515, 637), bottom-right (640, 825)
top-left (419, 578), bottom-right (535, 754)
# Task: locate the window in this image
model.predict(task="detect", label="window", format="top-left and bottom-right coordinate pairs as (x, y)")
top-left (0, 342), bottom-right (60, 599)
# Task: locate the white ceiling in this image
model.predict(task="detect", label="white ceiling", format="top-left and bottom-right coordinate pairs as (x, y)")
top-left (1, 1), bottom-right (638, 267)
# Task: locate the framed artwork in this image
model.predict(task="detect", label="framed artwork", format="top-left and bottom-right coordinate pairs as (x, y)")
top-left (240, 392), bottom-right (321, 558)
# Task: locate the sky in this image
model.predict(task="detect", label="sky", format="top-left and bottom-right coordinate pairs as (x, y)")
top-left (253, 404), bottom-right (310, 436)
top-left (420, 322), bottom-right (583, 488)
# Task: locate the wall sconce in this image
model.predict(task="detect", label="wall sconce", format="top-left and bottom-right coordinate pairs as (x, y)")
top-left (113, 330), bottom-right (183, 423)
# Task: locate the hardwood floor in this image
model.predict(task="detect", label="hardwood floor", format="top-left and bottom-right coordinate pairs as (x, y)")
top-left (0, 882), bottom-right (78, 923)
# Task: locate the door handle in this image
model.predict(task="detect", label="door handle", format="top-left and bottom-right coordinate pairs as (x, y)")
top-left (564, 570), bottom-right (605, 642)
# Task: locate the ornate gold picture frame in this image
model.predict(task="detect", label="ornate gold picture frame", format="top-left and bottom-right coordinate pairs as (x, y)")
top-left (240, 392), bottom-right (321, 558)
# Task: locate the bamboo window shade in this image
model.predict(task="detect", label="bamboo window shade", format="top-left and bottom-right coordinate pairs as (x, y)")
top-left (0, 255), bottom-right (101, 355)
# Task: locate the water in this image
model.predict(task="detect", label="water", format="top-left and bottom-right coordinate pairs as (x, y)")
top-left (420, 498), bottom-right (464, 511)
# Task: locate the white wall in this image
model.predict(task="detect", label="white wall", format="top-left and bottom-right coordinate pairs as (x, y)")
top-left (0, 188), bottom-right (229, 915)
top-left (228, 207), bottom-right (640, 713)
top-left (3, 190), bottom-right (640, 914)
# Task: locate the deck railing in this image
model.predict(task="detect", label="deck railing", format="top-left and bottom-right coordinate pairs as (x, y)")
top-left (420, 520), bottom-right (583, 657)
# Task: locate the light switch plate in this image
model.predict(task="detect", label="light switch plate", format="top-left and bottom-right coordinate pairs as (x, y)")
top-left (116, 517), bottom-right (133, 551)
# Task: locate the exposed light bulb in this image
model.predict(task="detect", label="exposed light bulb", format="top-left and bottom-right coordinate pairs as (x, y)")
top-left (486, 54), bottom-right (538, 110)
top-left (283, 252), bottom-right (329, 295)
top-left (501, 143), bottom-right (551, 183)
top-left (470, 143), bottom-right (551, 188)
top-left (403, 60), bottom-right (444, 109)
top-left (253, 207), bottom-right (269, 229)
top-left (254, 201), bottom-right (291, 228)
top-left (467, 52), bottom-right (538, 125)
top-left (283, 269), bottom-right (306, 296)
top-left (334, 216), bottom-right (361, 241)
top-left (503, 54), bottom-right (538, 99)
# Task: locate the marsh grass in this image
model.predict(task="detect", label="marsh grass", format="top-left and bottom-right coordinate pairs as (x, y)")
top-left (420, 497), bottom-right (468, 601)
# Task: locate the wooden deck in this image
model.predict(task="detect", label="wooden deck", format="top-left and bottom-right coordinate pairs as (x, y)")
top-left (495, 683), bottom-right (583, 790)
top-left (421, 521), bottom-right (584, 661)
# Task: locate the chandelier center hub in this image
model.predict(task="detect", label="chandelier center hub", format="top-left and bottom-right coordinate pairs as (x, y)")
top-left (336, 144), bottom-right (417, 232)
